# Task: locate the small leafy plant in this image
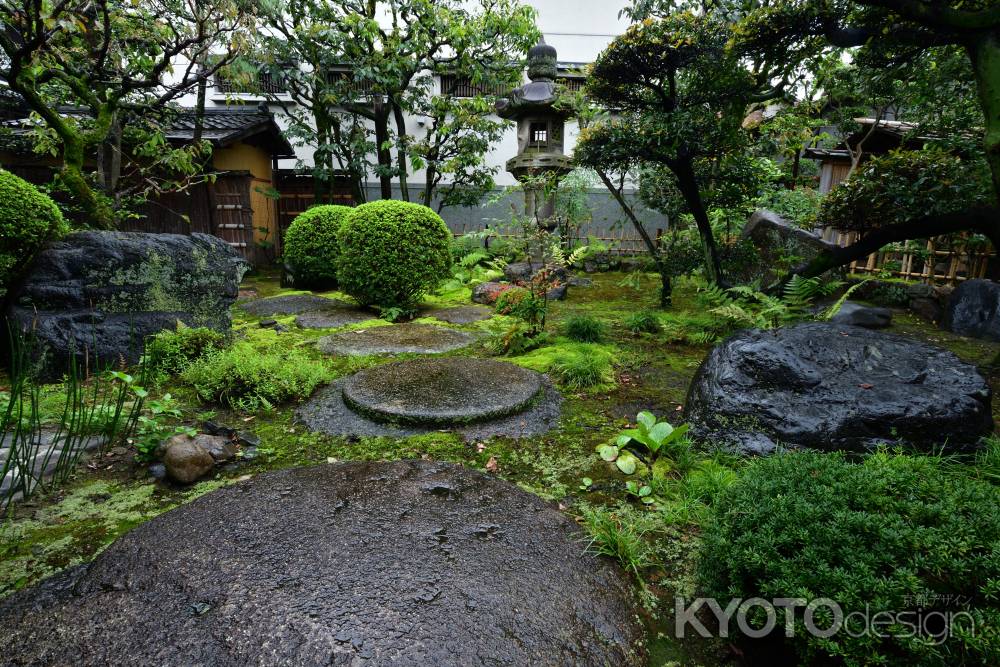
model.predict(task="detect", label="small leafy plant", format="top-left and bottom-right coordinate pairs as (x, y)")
top-left (131, 393), bottom-right (192, 463)
top-left (597, 411), bottom-right (690, 477)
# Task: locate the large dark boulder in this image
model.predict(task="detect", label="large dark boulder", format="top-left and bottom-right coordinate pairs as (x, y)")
top-left (944, 279), bottom-right (1000, 341)
top-left (741, 210), bottom-right (840, 283)
top-left (0, 461), bottom-right (645, 666)
top-left (685, 323), bottom-right (992, 455)
top-left (6, 231), bottom-right (247, 379)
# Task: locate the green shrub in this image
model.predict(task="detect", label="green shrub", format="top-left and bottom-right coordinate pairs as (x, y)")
top-left (562, 315), bottom-right (606, 342)
top-left (699, 451), bottom-right (1000, 666)
top-left (622, 311), bottom-right (661, 334)
top-left (0, 169), bottom-right (68, 289)
top-left (337, 200), bottom-right (452, 307)
top-left (282, 204), bottom-right (352, 290)
top-left (494, 286), bottom-right (545, 324)
top-left (754, 186), bottom-right (822, 229)
top-left (182, 340), bottom-right (329, 412)
top-left (145, 325), bottom-right (226, 376)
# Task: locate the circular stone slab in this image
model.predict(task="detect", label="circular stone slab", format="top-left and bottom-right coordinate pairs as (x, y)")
top-left (422, 305), bottom-right (493, 324)
top-left (241, 294), bottom-right (351, 317)
top-left (0, 462), bottom-right (645, 666)
top-left (342, 357), bottom-right (543, 426)
top-left (317, 323), bottom-right (474, 355)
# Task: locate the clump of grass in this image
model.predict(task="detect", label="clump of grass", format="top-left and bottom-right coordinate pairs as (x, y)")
top-left (561, 315), bottom-right (606, 342)
top-left (511, 341), bottom-right (617, 391)
top-left (622, 310), bottom-right (662, 334)
top-left (580, 505), bottom-right (654, 578)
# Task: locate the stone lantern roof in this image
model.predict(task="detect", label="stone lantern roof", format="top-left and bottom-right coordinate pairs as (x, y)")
top-left (495, 37), bottom-right (573, 122)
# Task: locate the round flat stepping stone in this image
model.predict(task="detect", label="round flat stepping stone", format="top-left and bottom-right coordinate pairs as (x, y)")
top-left (422, 305), bottom-right (493, 324)
top-left (295, 309), bottom-right (375, 329)
top-left (0, 461), bottom-right (644, 666)
top-left (296, 377), bottom-right (562, 440)
top-left (317, 323), bottom-right (474, 355)
top-left (240, 294), bottom-right (350, 317)
top-left (343, 357), bottom-right (543, 426)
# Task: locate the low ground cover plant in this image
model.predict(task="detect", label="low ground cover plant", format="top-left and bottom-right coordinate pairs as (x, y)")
top-left (699, 451), bottom-right (1000, 666)
top-left (562, 315), bottom-right (606, 342)
top-left (145, 325), bottom-right (226, 377)
top-left (181, 333), bottom-right (329, 412)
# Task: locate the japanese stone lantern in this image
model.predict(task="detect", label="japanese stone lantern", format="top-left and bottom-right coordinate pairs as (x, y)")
top-left (496, 37), bottom-right (574, 231)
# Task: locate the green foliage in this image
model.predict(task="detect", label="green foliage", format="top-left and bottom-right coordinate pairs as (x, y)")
top-left (0, 169), bottom-right (68, 289)
top-left (132, 394), bottom-right (193, 463)
top-left (561, 315), bottom-right (606, 343)
top-left (283, 205), bottom-right (352, 289)
top-left (754, 187), bottom-right (822, 229)
top-left (597, 412), bottom-right (691, 480)
top-left (439, 248), bottom-right (506, 291)
top-left (700, 451), bottom-right (1000, 665)
top-left (818, 149), bottom-right (992, 234)
top-left (581, 504), bottom-right (654, 579)
top-left (622, 310), bottom-right (662, 334)
top-left (144, 325), bottom-right (226, 377)
top-left (513, 342), bottom-right (617, 392)
top-left (494, 286), bottom-right (545, 323)
top-left (181, 339), bottom-right (329, 412)
top-left (337, 200), bottom-right (452, 308)
top-left (480, 317), bottom-right (546, 356)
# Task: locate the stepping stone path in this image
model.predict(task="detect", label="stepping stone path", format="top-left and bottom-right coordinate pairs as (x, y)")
top-left (343, 358), bottom-right (542, 426)
top-left (240, 294), bottom-right (353, 317)
top-left (0, 461), bottom-right (644, 666)
top-left (294, 310), bottom-right (375, 329)
top-left (422, 305), bottom-right (493, 324)
top-left (297, 358), bottom-right (562, 440)
top-left (317, 323), bottom-right (474, 355)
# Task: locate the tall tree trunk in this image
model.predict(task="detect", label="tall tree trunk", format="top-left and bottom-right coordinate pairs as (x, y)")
top-left (596, 169), bottom-right (672, 306)
top-left (392, 101), bottom-right (410, 202)
top-left (62, 136), bottom-right (114, 229)
top-left (968, 31), bottom-right (1000, 212)
top-left (422, 165), bottom-right (436, 209)
top-left (673, 159), bottom-right (723, 285)
top-left (373, 104), bottom-right (393, 200)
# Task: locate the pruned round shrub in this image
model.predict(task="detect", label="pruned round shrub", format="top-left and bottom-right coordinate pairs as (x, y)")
top-left (699, 451), bottom-right (1000, 665)
top-left (562, 315), bottom-right (606, 342)
top-left (0, 169), bottom-right (68, 289)
top-left (283, 205), bottom-right (352, 290)
top-left (181, 338), bottom-right (329, 412)
top-left (336, 201), bottom-right (452, 307)
top-left (145, 326), bottom-right (226, 377)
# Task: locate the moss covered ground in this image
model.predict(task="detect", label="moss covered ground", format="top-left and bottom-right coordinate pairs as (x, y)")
top-left (2, 269), bottom-right (998, 666)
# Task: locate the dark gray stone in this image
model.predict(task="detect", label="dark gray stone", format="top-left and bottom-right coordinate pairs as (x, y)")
top-left (343, 358), bottom-right (543, 426)
top-left (546, 284), bottom-right (568, 301)
top-left (503, 261), bottom-right (534, 282)
top-left (240, 294), bottom-right (351, 317)
top-left (148, 463), bottom-right (167, 480)
top-left (422, 305), bottom-right (493, 324)
top-left (237, 432), bottom-right (261, 448)
top-left (297, 377), bottom-right (563, 441)
top-left (161, 435), bottom-right (215, 484)
top-left (944, 279), bottom-right (1000, 341)
top-left (7, 231), bottom-right (247, 381)
top-left (910, 297), bottom-right (942, 323)
top-left (317, 323), bottom-right (474, 356)
top-left (192, 434), bottom-right (237, 463)
top-left (829, 301), bottom-right (892, 329)
top-left (0, 461), bottom-right (643, 666)
top-left (685, 323), bottom-right (992, 454)
top-left (742, 210), bottom-right (840, 282)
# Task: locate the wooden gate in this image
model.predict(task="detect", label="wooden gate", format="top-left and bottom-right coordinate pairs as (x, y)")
top-left (211, 173), bottom-right (255, 262)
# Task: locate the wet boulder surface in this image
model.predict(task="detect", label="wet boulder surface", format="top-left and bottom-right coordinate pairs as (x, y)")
top-left (0, 461), bottom-right (645, 667)
top-left (944, 278), bottom-right (1000, 341)
top-left (685, 322), bottom-right (993, 455)
top-left (7, 231), bottom-right (247, 380)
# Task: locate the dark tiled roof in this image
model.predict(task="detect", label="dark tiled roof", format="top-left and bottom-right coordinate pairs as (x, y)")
top-left (164, 106), bottom-right (295, 156)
